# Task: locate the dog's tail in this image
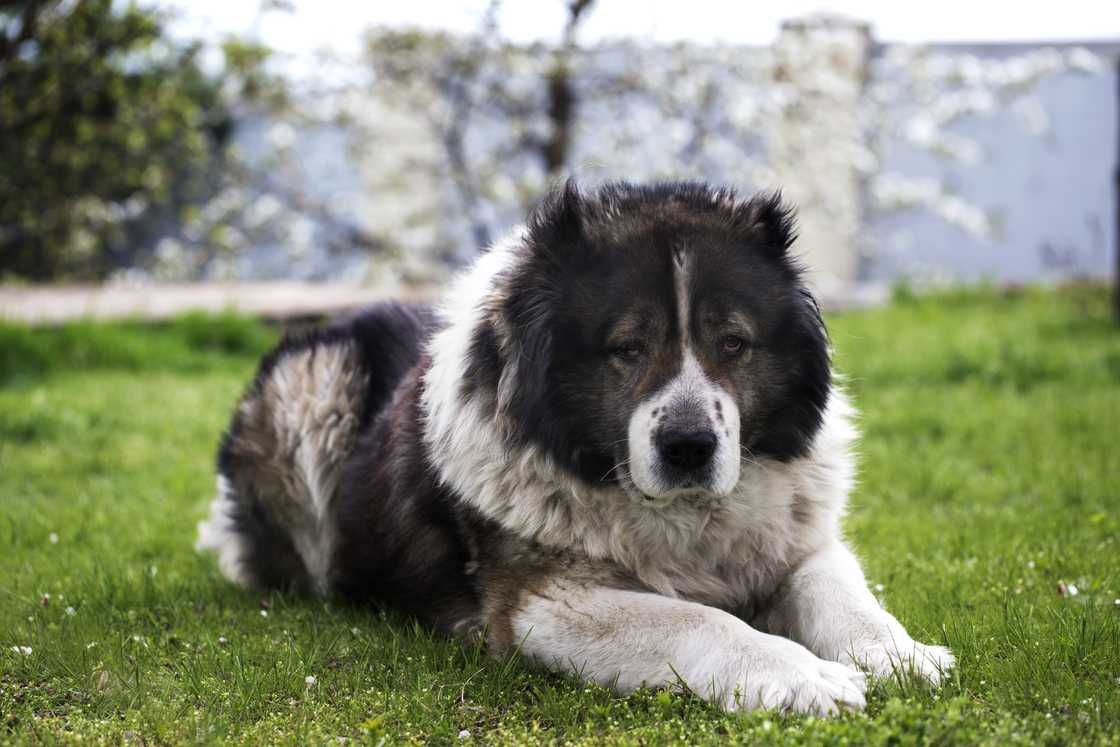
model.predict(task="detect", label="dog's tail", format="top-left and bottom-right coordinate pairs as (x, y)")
top-left (196, 335), bottom-right (368, 595)
top-left (196, 304), bottom-right (430, 595)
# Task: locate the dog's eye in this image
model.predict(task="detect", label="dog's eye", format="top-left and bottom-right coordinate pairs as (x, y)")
top-left (612, 340), bottom-right (645, 362)
top-left (719, 335), bottom-right (747, 358)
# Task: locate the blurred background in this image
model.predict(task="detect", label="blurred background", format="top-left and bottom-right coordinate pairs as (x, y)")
top-left (1, 0), bottom-right (1117, 320)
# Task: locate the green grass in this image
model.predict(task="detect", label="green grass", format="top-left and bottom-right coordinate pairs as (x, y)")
top-left (1, 286), bottom-right (1118, 745)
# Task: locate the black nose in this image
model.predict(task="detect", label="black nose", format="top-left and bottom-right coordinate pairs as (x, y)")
top-left (658, 428), bottom-right (717, 472)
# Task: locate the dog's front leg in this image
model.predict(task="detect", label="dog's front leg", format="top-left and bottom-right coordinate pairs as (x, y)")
top-left (508, 581), bottom-right (866, 715)
top-left (758, 541), bottom-right (955, 686)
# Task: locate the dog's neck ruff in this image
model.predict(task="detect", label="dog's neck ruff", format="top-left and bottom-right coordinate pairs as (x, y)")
top-left (420, 232), bottom-right (858, 598)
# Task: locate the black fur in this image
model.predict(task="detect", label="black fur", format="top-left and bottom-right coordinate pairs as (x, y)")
top-left (214, 302), bottom-right (437, 595)
top-left (208, 180), bottom-right (833, 635)
top-left (217, 302), bottom-right (434, 476)
top-left (498, 180), bottom-right (830, 486)
top-left (330, 368), bottom-right (480, 633)
top-left (227, 484), bottom-right (312, 592)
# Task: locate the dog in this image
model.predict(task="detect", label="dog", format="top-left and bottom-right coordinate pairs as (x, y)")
top-left (197, 181), bottom-right (953, 715)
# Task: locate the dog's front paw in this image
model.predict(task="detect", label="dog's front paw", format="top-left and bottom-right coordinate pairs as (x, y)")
top-left (714, 636), bottom-right (867, 716)
top-left (844, 638), bottom-right (955, 687)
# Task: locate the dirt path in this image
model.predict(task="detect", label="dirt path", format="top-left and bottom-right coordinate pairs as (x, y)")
top-left (0, 281), bottom-right (888, 325)
top-left (0, 282), bottom-right (439, 325)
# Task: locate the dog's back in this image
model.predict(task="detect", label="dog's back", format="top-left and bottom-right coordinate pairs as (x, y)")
top-left (196, 302), bottom-right (433, 594)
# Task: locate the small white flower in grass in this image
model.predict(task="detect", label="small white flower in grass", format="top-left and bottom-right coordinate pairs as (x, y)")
top-left (49, 532), bottom-right (59, 545)
top-left (65, 606), bottom-right (76, 617)
top-left (458, 729), bottom-right (471, 739)
top-left (1027, 560), bottom-right (1036, 569)
top-left (351, 627), bottom-right (360, 635)
top-left (86, 642), bottom-right (98, 649)
top-left (260, 610), bottom-right (269, 617)
top-left (1057, 581), bottom-right (1079, 597)
top-left (305, 675), bottom-right (317, 687)
top-left (218, 636), bottom-right (229, 645)
top-left (1113, 598), bottom-right (1119, 606)
top-left (10, 646), bottom-right (32, 655)
top-left (873, 583), bottom-right (884, 592)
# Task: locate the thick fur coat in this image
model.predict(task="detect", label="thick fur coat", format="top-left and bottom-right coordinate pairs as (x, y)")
top-left (198, 181), bottom-right (953, 715)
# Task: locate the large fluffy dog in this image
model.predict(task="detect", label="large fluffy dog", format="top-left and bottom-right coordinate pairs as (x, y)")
top-left (197, 181), bottom-right (953, 715)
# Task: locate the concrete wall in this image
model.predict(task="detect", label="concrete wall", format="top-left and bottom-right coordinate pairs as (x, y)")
top-left (866, 45), bottom-right (1118, 285)
top-left (207, 21), bottom-right (1118, 294)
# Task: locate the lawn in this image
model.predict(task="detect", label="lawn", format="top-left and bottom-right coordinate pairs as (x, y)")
top-left (1, 286), bottom-right (1118, 745)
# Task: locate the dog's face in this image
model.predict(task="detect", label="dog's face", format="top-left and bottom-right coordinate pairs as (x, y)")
top-left (489, 182), bottom-right (831, 505)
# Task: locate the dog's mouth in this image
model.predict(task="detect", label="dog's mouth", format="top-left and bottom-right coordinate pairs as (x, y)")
top-left (616, 464), bottom-right (715, 508)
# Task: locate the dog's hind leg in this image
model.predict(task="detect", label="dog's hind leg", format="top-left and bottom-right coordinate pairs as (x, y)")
top-left (196, 475), bottom-right (313, 592)
top-left (197, 338), bottom-right (369, 595)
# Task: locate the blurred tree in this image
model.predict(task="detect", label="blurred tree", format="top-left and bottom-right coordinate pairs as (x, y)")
top-left (0, 0), bottom-right (279, 281)
top-left (363, 0), bottom-right (595, 258)
top-left (541, 0), bottom-right (595, 176)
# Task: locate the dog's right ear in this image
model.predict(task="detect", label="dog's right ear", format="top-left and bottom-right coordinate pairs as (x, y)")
top-left (525, 178), bottom-right (586, 259)
top-left (493, 180), bottom-right (585, 434)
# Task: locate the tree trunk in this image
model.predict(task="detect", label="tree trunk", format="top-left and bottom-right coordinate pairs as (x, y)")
top-left (542, 0), bottom-right (594, 178)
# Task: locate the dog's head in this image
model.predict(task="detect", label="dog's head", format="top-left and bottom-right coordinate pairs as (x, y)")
top-left (462, 181), bottom-right (831, 505)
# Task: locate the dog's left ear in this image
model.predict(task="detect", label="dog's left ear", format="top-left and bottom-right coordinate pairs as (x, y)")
top-left (739, 192), bottom-right (797, 258)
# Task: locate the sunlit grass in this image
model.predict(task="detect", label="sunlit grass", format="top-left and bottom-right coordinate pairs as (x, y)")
top-left (1, 285), bottom-right (1118, 744)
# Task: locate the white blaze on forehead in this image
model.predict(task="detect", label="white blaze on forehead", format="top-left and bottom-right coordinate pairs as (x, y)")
top-left (672, 246), bottom-right (692, 348)
top-left (622, 245), bottom-right (742, 501)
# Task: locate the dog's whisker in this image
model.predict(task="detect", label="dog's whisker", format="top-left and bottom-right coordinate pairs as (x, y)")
top-left (598, 458), bottom-right (631, 482)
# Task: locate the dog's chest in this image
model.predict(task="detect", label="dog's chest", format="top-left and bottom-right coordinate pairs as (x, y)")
top-left (611, 494), bottom-right (811, 612)
top-left (688, 531), bottom-right (801, 610)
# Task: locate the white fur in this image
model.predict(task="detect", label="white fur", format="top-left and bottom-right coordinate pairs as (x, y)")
top-left (513, 581), bottom-right (867, 715)
top-left (625, 351), bottom-right (741, 502)
top-left (195, 475), bottom-right (255, 588)
top-left (422, 231), bottom-right (851, 603)
top-left (197, 342), bottom-right (364, 594)
top-left (758, 541), bottom-right (956, 686)
top-left (420, 229), bottom-right (953, 714)
top-left (255, 344), bottom-right (360, 593)
top-left (672, 246), bottom-right (693, 347)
